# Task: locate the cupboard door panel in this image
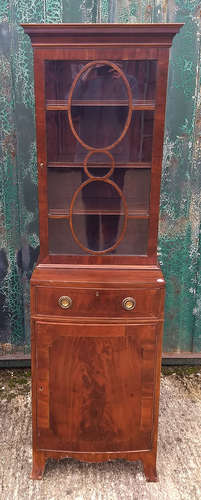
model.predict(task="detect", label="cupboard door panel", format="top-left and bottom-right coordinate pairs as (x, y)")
top-left (36, 322), bottom-right (159, 452)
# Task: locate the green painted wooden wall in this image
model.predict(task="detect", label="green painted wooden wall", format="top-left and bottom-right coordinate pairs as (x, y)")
top-left (0, 0), bottom-right (201, 358)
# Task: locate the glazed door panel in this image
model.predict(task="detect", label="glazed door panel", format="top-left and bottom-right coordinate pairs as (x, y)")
top-left (45, 58), bottom-right (157, 257)
top-left (35, 321), bottom-right (158, 452)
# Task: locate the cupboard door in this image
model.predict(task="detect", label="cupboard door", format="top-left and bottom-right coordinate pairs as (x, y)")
top-left (35, 322), bottom-right (160, 452)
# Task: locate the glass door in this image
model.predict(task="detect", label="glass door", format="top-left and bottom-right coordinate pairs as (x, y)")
top-left (45, 59), bottom-right (157, 256)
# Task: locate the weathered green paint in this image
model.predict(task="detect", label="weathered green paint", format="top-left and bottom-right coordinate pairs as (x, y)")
top-left (0, 0), bottom-right (201, 357)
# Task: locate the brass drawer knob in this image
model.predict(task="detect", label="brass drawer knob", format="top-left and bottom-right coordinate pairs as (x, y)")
top-left (58, 296), bottom-right (72, 309)
top-left (122, 297), bottom-right (136, 311)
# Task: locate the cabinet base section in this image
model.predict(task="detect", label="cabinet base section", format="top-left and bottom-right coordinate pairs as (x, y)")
top-left (31, 448), bottom-right (158, 482)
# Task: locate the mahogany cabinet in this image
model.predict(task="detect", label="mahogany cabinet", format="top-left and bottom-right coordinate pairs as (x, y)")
top-left (22, 23), bottom-right (183, 480)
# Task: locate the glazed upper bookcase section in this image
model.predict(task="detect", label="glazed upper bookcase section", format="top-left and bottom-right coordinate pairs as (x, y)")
top-left (21, 23), bottom-right (184, 263)
top-left (21, 23), bottom-right (183, 47)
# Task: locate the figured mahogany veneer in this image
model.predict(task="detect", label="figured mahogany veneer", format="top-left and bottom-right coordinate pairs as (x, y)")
top-left (35, 321), bottom-right (160, 452)
top-left (31, 266), bottom-right (165, 481)
top-left (34, 286), bottom-right (163, 318)
top-left (22, 23), bottom-right (183, 481)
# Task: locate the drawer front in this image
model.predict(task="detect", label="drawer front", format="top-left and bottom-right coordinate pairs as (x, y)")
top-left (34, 286), bottom-right (162, 318)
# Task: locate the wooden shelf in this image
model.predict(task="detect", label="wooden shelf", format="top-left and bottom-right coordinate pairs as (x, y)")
top-left (48, 208), bottom-right (149, 219)
top-left (46, 99), bottom-right (155, 111)
top-left (47, 162), bottom-right (152, 169)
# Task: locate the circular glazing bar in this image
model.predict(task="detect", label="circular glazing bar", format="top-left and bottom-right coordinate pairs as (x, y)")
top-left (69, 178), bottom-right (128, 255)
top-left (84, 150), bottom-right (115, 180)
top-left (68, 60), bottom-right (133, 152)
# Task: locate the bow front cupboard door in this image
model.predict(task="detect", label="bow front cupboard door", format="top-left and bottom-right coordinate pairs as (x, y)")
top-left (35, 322), bottom-right (160, 454)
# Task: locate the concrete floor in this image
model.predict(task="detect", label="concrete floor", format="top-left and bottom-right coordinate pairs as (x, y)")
top-left (0, 368), bottom-right (200, 500)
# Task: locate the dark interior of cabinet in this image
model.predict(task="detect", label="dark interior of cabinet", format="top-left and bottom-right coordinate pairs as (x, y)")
top-left (46, 110), bottom-right (154, 163)
top-left (47, 167), bottom-right (151, 213)
top-left (45, 60), bottom-right (157, 101)
top-left (48, 217), bottom-right (149, 255)
top-left (47, 167), bottom-right (150, 255)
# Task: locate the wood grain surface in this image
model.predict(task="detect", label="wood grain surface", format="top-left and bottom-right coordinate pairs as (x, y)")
top-left (35, 322), bottom-right (158, 452)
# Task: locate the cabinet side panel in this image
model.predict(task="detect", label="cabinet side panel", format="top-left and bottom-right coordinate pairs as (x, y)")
top-left (148, 48), bottom-right (170, 257)
top-left (31, 319), bottom-right (37, 455)
top-left (34, 51), bottom-right (48, 259)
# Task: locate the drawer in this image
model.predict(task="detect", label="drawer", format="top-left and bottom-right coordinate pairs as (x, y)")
top-left (34, 286), bottom-right (163, 319)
